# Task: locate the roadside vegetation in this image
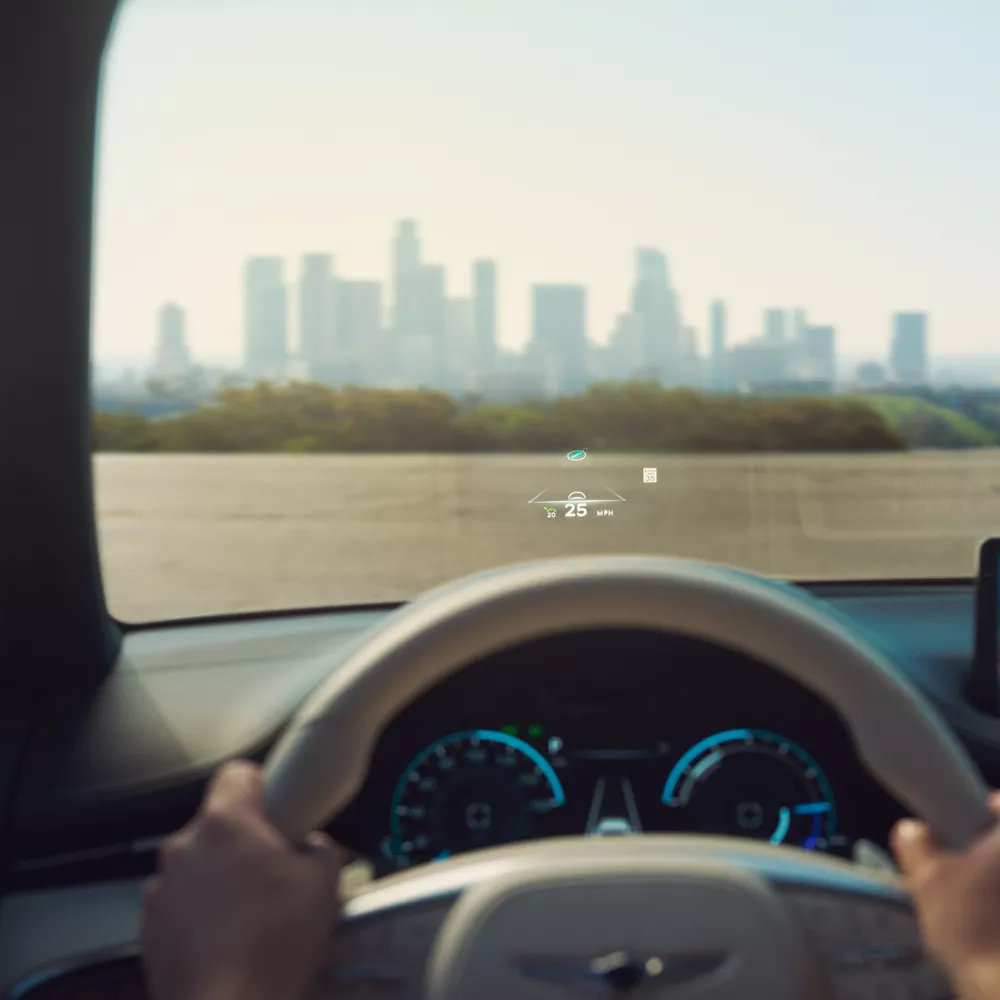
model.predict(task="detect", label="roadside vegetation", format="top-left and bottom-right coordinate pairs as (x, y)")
top-left (859, 395), bottom-right (995, 449)
top-left (92, 381), bottom-right (906, 453)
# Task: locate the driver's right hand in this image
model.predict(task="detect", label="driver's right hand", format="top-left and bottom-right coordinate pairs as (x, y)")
top-left (893, 792), bottom-right (1000, 1000)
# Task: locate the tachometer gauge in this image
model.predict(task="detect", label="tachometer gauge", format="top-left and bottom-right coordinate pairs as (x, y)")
top-left (389, 729), bottom-right (566, 866)
top-left (661, 729), bottom-right (836, 851)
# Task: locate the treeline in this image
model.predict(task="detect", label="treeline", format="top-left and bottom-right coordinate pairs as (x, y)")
top-left (860, 389), bottom-right (1000, 449)
top-left (92, 381), bottom-right (906, 453)
top-left (861, 395), bottom-right (995, 449)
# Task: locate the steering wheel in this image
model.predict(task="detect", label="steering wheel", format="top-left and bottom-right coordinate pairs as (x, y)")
top-left (262, 556), bottom-right (993, 999)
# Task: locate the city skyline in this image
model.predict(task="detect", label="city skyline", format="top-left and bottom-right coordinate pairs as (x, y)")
top-left (92, 1), bottom-right (1000, 367)
top-left (112, 219), bottom-right (928, 365)
top-left (128, 220), bottom-right (940, 401)
top-left (93, 226), bottom-right (940, 373)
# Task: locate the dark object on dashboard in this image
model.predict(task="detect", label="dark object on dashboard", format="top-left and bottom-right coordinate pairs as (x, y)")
top-left (969, 538), bottom-right (1000, 715)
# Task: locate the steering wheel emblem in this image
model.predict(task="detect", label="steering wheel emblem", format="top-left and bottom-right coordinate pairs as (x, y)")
top-left (516, 948), bottom-right (727, 994)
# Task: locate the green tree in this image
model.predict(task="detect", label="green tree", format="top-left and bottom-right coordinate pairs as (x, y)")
top-left (91, 381), bottom-right (907, 454)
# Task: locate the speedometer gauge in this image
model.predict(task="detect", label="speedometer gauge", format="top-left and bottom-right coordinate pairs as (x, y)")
top-left (389, 730), bottom-right (566, 866)
top-left (661, 729), bottom-right (836, 851)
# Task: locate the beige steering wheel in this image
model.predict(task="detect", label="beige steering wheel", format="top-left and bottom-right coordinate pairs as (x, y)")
top-left (262, 556), bottom-right (992, 999)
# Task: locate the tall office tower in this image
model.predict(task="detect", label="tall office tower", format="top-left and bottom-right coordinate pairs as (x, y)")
top-left (395, 264), bottom-right (446, 388)
top-left (336, 280), bottom-right (383, 384)
top-left (763, 308), bottom-right (787, 344)
top-left (629, 248), bottom-right (681, 383)
top-left (243, 257), bottom-right (287, 380)
top-left (709, 299), bottom-right (727, 389)
top-left (677, 325), bottom-right (702, 386)
top-left (418, 264), bottom-right (447, 387)
top-left (891, 312), bottom-right (928, 385)
top-left (801, 325), bottom-right (837, 384)
top-left (445, 297), bottom-right (474, 391)
top-left (298, 254), bottom-right (335, 373)
top-left (472, 259), bottom-right (498, 375)
top-left (791, 308), bottom-right (808, 344)
top-left (391, 219), bottom-right (421, 338)
top-left (606, 312), bottom-right (643, 380)
top-left (530, 284), bottom-right (588, 396)
top-left (153, 302), bottom-right (191, 378)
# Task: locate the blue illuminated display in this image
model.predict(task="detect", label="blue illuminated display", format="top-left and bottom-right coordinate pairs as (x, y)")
top-left (389, 728), bottom-right (567, 858)
top-left (661, 728), bottom-right (752, 804)
top-left (661, 728), bottom-right (836, 851)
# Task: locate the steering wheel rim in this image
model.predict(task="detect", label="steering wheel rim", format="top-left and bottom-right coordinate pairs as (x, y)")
top-left (262, 554), bottom-right (991, 848)
top-left (260, 555), bottom-right (992, 999)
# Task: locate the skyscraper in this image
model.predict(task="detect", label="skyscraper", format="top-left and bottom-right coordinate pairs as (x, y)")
top-left (419, 264), bottom-right (447, 386)
top-left (677, 325), bottom-right (702, 385)
top-left (530, 284), bottom-right (588, 396)
top-left (763, 309), bottom-right (787, 344)
top-left (394, 264), bottom-right (446, 388)
top-left (891, 313), bottom-right (928, 385)
top-left (606, 313), bottom-right (642, 380)
top-left (800, 325), bottom-right (837, 384)
top-left (298, 254), bottom-right (335, 372)
top-left (391, 219), bottom-right (421, 336)
top-left (445, 297), bottom-right (474, 391)
top-left (336, 280), bottom-right (383, 384)
top-left (472, 260), bottom-right (497, 375)
top-left (680, 325), bottom-right (696, 353)
top-left (153, 302), bottom-right (190, 378)
top-left (709, 299), bottom-right (727, 389)
top-left (791, 308), bottom-right (808, 344)
top-left (630, 248), bottom-right (681, 383)
top-left (244, 257), bottom-right (287, 380)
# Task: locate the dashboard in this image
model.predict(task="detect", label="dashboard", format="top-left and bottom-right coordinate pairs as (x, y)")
top-left (13, 584), bottom-right (1000, 894)
top-left (330, 628), bottom-right (905, 873)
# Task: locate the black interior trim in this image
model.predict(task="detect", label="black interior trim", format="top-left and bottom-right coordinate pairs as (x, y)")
top-left (802, 578), bottom-right (970, 593)
top-left (2, 0), bottom-right (122, 686)
top-left (4, 947), bottom-right (143, 1000)
top-left (118, 600), bottom-right (403, 633)
top-left (969, 540), bottom-right (1000, 716)
top-left (0, 0), bottom-right (124, 903)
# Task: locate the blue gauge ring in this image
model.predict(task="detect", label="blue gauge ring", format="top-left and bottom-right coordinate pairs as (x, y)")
top-left (389, 729), bottom-right (566, 852)
top-left (661, 728), bottom-right (836, 851)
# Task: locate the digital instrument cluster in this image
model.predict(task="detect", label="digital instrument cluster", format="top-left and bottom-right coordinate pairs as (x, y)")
top-left (325, 629), bottom-right (902, 872)
top-left (384, 723), bottom-right (846, 868)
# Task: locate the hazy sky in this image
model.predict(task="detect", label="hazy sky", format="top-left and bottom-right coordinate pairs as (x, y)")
top-left (92, 0), bottom-right (1000, 365)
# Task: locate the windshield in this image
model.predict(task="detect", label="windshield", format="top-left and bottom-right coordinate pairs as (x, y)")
top-left (92, 0), bottom-right (1000, 622)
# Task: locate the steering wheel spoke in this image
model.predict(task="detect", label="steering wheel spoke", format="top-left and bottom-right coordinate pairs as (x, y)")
top-left (327, 900), bottom-right (451, 997)
top-left (781, 888), bottom-right (951, 1000)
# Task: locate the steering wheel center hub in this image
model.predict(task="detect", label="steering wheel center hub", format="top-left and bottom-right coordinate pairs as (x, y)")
top-left (426, 854), bottom-right (812, 1000)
